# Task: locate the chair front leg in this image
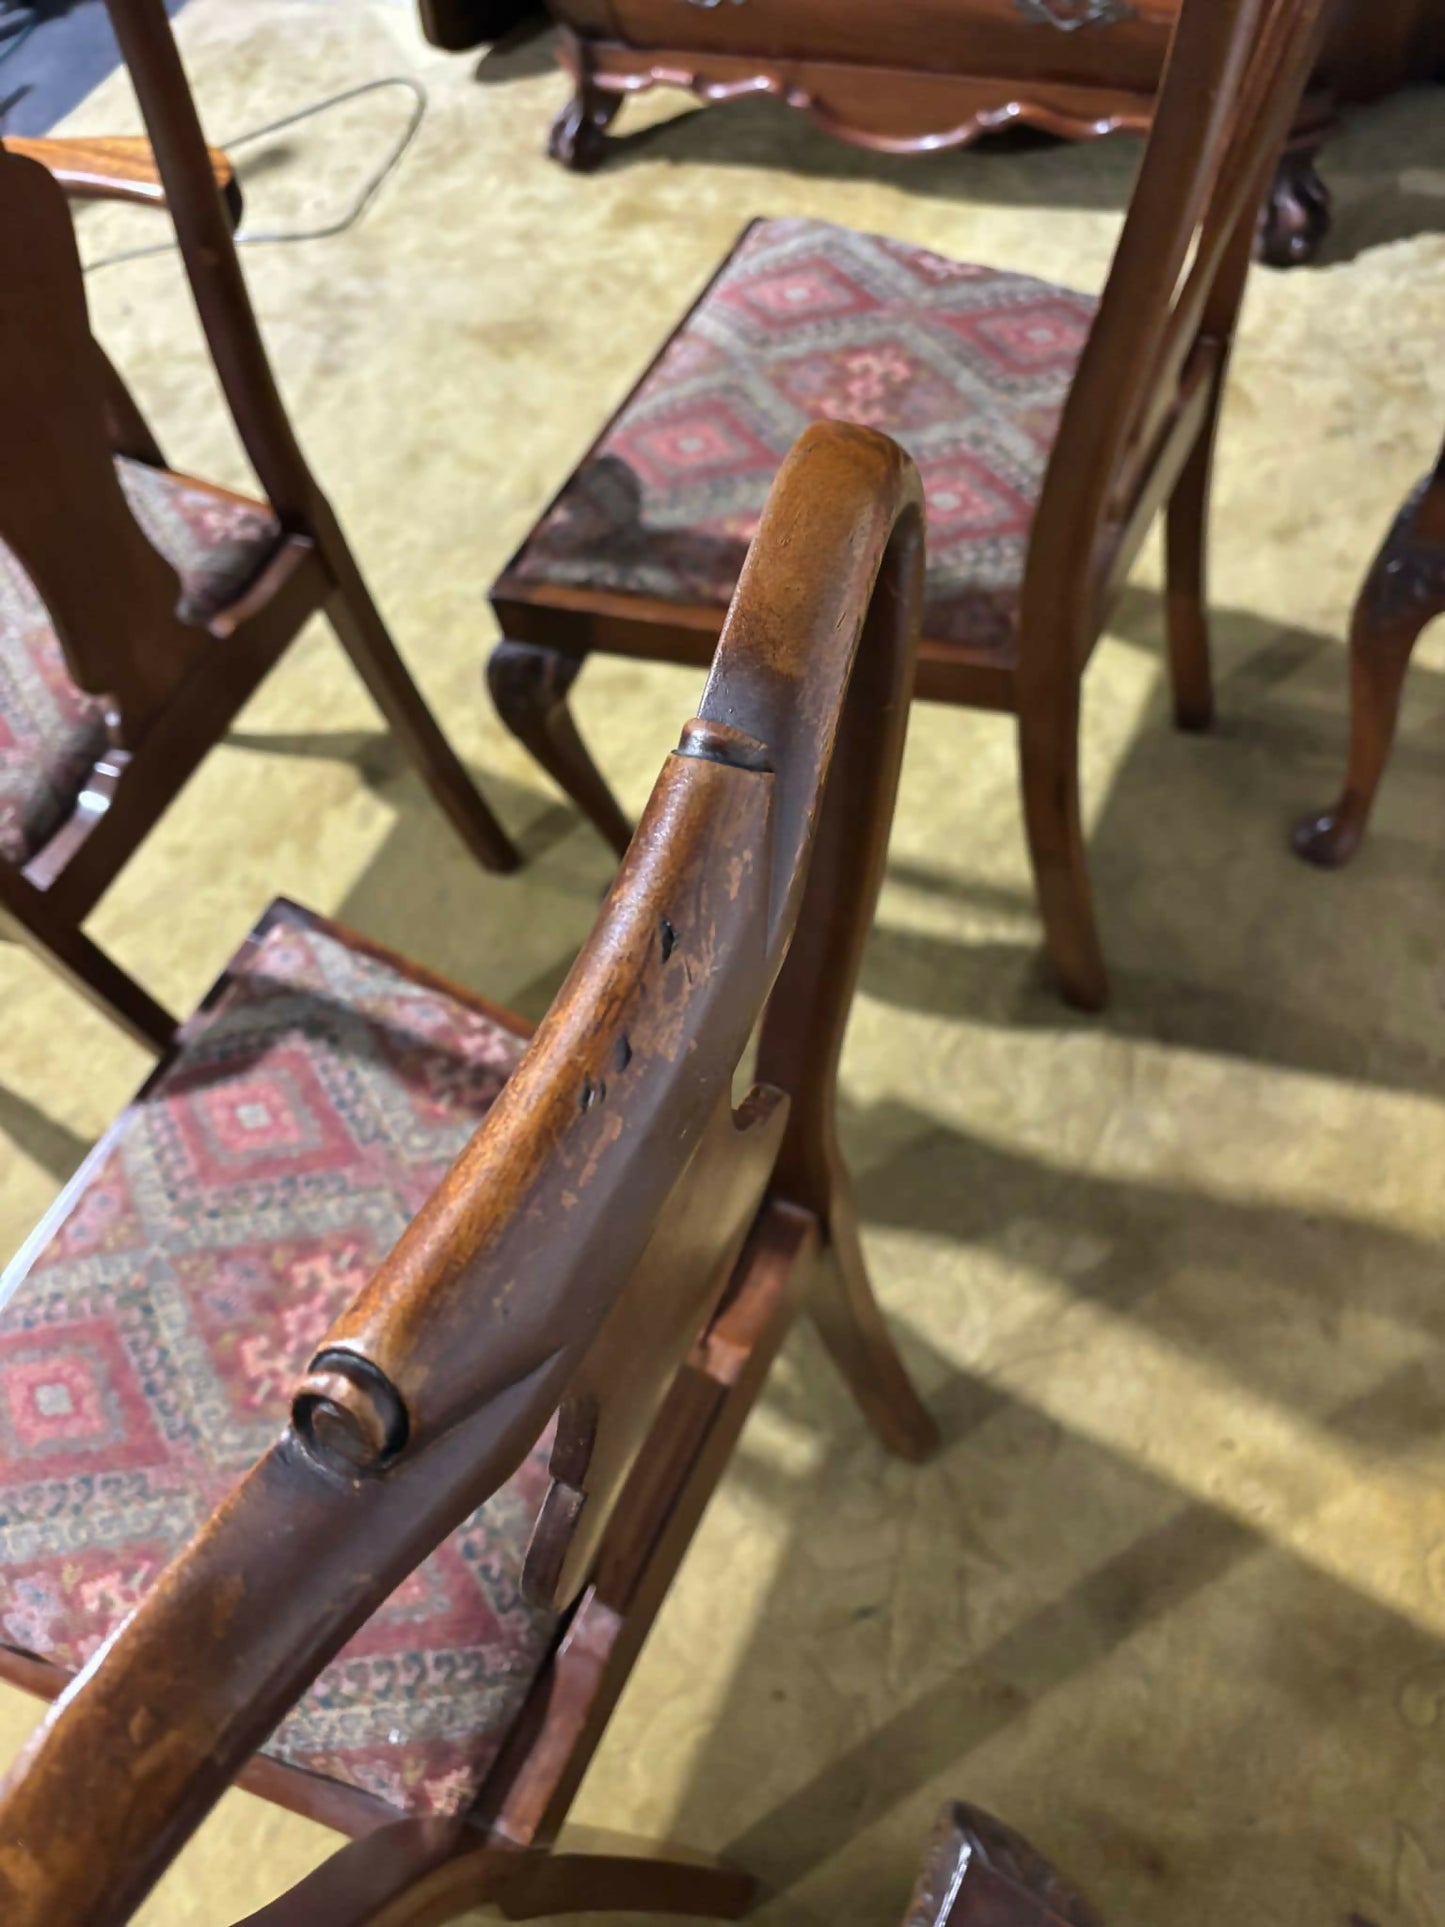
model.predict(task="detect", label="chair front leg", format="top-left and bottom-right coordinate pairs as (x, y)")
top-left (324, 578), bottom-right (520, 874)
top-left (1017, 671), bottom-right (1108, 1012)
top-left (1164, 385), bottom-right (1223, 734)
top-left (0, 863), bottom-right (175, 1051)
top-left (1293, 459), bottom-right (1445, 868)
top-left (811, 1167), bottom-right (939, 1464)
top-left (488, 638), bottom-right (633, 857)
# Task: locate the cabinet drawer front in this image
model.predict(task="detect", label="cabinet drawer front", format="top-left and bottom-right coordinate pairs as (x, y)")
top-left (598, 0), bottom-right (1179, 89)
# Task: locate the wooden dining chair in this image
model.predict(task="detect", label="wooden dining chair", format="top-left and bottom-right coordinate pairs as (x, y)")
top-left (0, 420), bottom-right (939, 1926)
top-left (900, 1806), bottom-right (1104, 1927)
top-left (487, 0), bottom-right (1332, 1012)
top-left (1293, 427), bottom-right (1445, 869)
top-left (0, 0), bottom-right (517, 1059)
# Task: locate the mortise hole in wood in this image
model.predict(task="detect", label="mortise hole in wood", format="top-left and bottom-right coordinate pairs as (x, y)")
top-left (659, 916), bottom-right (677, 962)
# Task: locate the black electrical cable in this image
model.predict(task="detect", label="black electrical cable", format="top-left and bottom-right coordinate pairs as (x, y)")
top-left (81, 73), bottom-right (427, 273)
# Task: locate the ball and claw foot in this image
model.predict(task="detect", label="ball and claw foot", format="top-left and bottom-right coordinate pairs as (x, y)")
top-left (1258, 148), bottom-right (1332, 267)
top-left (547, 86), bottom-right (620, 171)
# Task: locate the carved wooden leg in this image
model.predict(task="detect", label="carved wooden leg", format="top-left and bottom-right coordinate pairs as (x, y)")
top-left (1017, 678), bottom-right (1108, 1012)
top-left (488, 638), bottom-right (633, 856)
top-left (1164, 395), bottom-right (1220, 733)
top-left (813, 1170), bottom-right (939, 1464)
top-left (1293, 464), bottom-right (1445, 868)
top-left (325, 581), bottom-right (521, 874)
top-left (1258, 144), bottom-right (1332, 268)
top-left (547, 72), bottom-right (621, 172)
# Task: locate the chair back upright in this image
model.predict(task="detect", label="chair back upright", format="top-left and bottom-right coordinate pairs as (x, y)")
top-left (0, 0), bottom-right (343, 747)
top-left (1025, 0), bottom-right (1333, 657)
top-left (0, 143), bottom-right (204, 734)
top-left (0, 420), bottom-right (927, 1927)
top-left (100, 0), bottom-right (319, 530)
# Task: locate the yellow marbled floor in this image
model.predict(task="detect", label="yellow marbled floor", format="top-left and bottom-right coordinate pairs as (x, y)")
top-left (1, 3), bottom-right (1443, 1921)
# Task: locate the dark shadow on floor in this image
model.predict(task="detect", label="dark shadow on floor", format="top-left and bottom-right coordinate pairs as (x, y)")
top-left (838, 1094), bottom-right (1445, 1441)
top-left (861, 584), bottom-right (1444, 1096)
top-left (663, 1342), bottom-right (1445, 1927)
top-left (0, 1082), bottom-right (89, 1184)
top-left (479, 30), bottom-right (1444, 268)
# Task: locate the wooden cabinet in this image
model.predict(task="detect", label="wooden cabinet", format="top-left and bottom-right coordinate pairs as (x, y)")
top-left (420, 0), bottom-right (1445, 264)
top-left (597, 0), bottom-right (1181, 90)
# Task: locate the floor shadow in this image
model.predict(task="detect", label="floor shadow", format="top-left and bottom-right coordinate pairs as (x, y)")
top-left (560, 90), bottom-right (1148, 218)
top-left (0, 1084), bottom-right (89, 1185)
top-left (471, 13), bottom-right (555, 85)
top-left (839, 1095), bottom-right (1445, 1442)
top-left (1308, 89), bottom-right (1445, 267)
top-left (224, 723), bottom-right (583, 865)
top-left (664, 1343), bottom-right (1445, 1926)
top-left (331, 751), bottom-right (616, 1023)
top-left (861, 585), bottom-right (1444, 1097)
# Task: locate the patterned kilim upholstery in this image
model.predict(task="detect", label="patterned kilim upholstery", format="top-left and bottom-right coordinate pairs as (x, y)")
top-left (0, 458), bottom-right (280, 866)
top-left (510, 217), bottom-right (1097, 653)
top-left (0, 904), bottom-right (564, 1819)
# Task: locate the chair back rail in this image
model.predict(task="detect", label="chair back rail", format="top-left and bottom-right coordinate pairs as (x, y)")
top-left (1024, 0), bottom-right (1333, 662)
top-left (0, 420), bottom-right (925, 1927)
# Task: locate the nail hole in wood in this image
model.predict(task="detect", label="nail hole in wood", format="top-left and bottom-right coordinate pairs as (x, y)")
top-left (659, 916), bottom-right (677, 962)
top-left (614, 1034), bottom-right (633, 1073)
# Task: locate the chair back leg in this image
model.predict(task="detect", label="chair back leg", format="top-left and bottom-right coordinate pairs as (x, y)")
top-left (0, 865), bottom-right (174, 1051)
top-left (323, 556), bottom-right (520, 873)
top-left (487, 638), bottom-right (632, 856)
top-left (1016, 672), bottom-right (1108, 1012)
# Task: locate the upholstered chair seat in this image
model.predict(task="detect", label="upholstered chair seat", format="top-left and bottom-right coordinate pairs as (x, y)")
top-left (0, 902), bottom-right (561, 1820)
top-left (0, 457), bottom-right (280, 866)
top-left (509, 217), bottom-right (1097, 656)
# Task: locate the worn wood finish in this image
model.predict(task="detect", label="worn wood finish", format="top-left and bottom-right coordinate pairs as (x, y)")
top-left (6, 133), bottom-right (241, 224)
top-left (418, 0), bottom-right (1444, 262)
top-left (0, 420), bottom-right (936, 1926)
top-left (900, 1805), bottom-right (1105, 1927)
top-left (0, 0), bottom-right (517, 1052)
top-left (490, 0), bottom-right (1330, 1011)
top-left (1293, 430), bottom-right (1445, 868)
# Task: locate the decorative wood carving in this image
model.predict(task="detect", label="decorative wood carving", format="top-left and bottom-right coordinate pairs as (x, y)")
top-left (551, 29), bottom-right (1157, 172)
top-left (1294, 434), bottom-right (1445, 868)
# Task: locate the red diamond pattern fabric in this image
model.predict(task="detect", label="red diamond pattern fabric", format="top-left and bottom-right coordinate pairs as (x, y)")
top-left (511, 218), bottom-right (1096, 652)
top-left (0, 904), bottom-right (563, 1819)
top-left (0, 458), bottom-right (280, 866)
